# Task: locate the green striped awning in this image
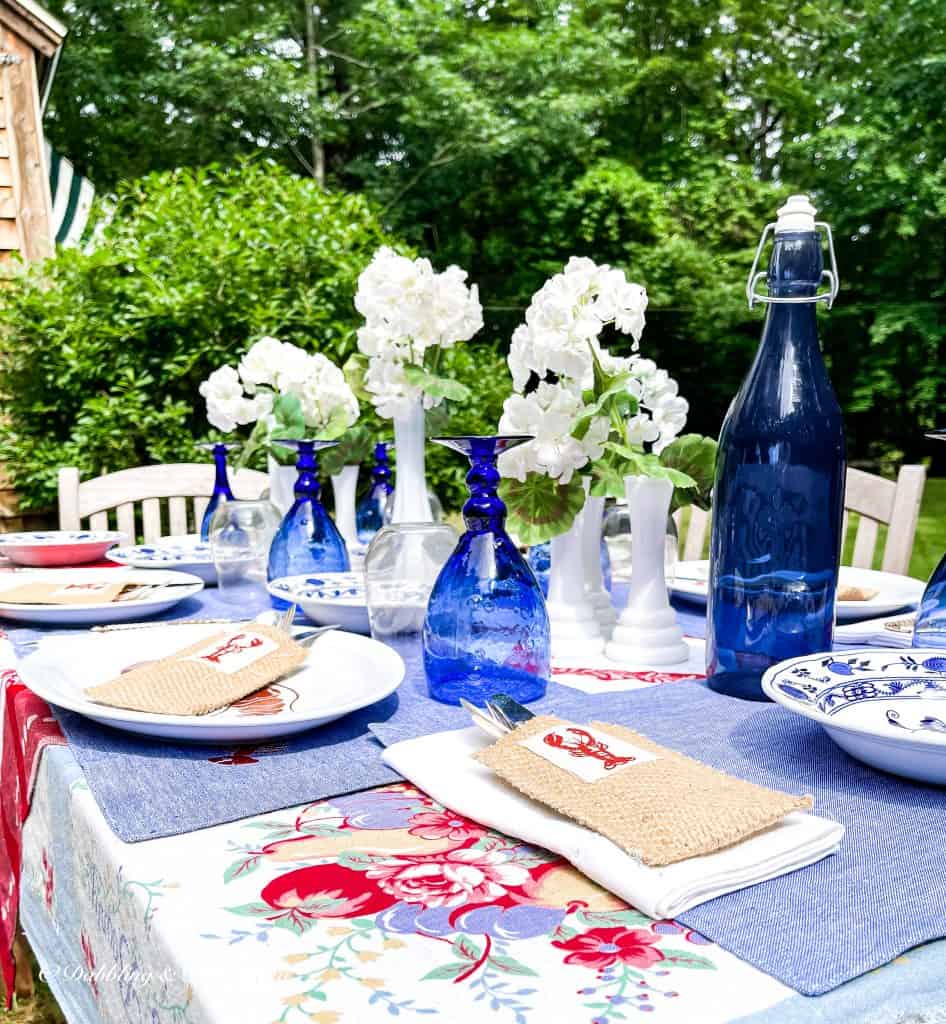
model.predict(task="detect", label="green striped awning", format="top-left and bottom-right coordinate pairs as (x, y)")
top-left (46, 142), bottom-right (95, 247)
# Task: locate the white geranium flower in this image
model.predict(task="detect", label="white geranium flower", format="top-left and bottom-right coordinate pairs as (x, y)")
top-left (199, 365), bottom-right (249, 433)
top-left (355, 248), bottom-right (482, 418)
top-left (498, 381), bottom-right (607, 485)
top-left (201, 339), bottom-right (358, 437)
top-left (237, 335), bottom-right (284, 392)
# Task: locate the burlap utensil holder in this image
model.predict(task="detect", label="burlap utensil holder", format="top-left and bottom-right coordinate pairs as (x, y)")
top-left (2, 580), bottom-right (130, 605)
top-left (84, 624), bottom-right (308, 716)
top-left (475, 715), bottom-right (812, 867)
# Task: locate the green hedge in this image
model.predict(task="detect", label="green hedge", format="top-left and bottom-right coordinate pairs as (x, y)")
top-left (0, 161), bottom-right (508, 512)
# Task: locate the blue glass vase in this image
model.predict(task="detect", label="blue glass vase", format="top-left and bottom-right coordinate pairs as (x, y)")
top-left (356, 442), bottom-right (394, 543)
top-left (913, 430), bottom-right (946, 648)
top-left (423, 435), bottom-right (550, 706)
top-left (267, 439), bottom-right (351, 581)
top-left (707, 196), bottom-right (846, 700)
top-left (197, 442), bottom-right (237, 541)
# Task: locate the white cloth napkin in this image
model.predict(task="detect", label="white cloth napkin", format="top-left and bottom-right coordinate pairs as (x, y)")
top-left (834, 613), bottom-right (915, 649)
top-left (382, 726), bottom-right (844, 920)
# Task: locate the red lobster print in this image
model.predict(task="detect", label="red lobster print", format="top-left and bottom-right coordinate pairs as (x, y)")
top-left (199, 632), bottom-right (264, 665)
top-left (543, 727), bottom-right (635, 770)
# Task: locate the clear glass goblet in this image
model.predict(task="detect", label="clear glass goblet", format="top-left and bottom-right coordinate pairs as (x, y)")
top-left (209, 498), bottom-right (281, 607)
top-left (365, 522), bottom-right (458, 682)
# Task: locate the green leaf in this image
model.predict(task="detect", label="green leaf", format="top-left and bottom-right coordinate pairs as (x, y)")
top-left (659, 434), bottom-right (718, 513)
top-left (499, 473), bottom-right (586, 545)
top-left (319, 423), bottom-right (374, 476)
top-left (662, 951), bottom-right (717, 970)
top-left (272, 392), bottom-right (305, 433)
top-left (421, 962), bottom-right (469, 982)
top-left (486, 954), bottom-right (539, 976)
top-left (403, 364), bottom-right (471, 402)
top-left (225, 901), bottom-right (275, 918)
top-left (343, 353), bottom-right (371, 403)
top-left (452, 936), bottom-right (482, 962)
top-left (223, 856), bottom-right (260, 884)
top-left (316, 405), bottom-right (352, 442)
top-left (601, 443), bottom-right (697, 490)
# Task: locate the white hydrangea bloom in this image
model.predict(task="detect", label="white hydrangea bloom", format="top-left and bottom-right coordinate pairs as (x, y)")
top-left (200, 340), bottom-right (358, 436)
top-left (354, 248), bottom-right (483, 417)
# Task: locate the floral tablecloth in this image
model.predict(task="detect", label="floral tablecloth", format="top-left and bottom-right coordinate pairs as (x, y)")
top-left (17, 645), bottom-right (946, 1024)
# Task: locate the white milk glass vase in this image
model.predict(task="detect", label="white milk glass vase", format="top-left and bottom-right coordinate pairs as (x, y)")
top-left (390, 398), bottom-right (434, 524)
top-left (546, 491), bottom-right (605, 659)
top-left (582, 492), bottom-right (617, 638)
top-left (606, 475), bottom-right (688, 665)
top-left (330, 463), bottom-right (361, 552)
top-left (267, 454), bottom-right (298, 516)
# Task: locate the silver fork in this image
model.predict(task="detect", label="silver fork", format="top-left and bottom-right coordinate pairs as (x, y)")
top-left (460, 693), bottom-right (537, 738)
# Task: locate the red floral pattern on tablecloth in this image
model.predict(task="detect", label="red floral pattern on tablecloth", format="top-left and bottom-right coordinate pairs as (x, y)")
top-left (0, 660), bottom-right (66, 1005)
top-left (206, 784), bottom-right (719, 1022)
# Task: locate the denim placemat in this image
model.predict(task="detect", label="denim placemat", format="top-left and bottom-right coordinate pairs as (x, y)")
top-left (6, 589), bottom-right (613, 842)
top-left (374, 678), bottom-right (946, 996)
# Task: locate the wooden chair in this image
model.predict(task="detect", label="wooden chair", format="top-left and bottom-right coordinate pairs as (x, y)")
top-left (58, 464), bottom-right (269, 542)
top-left (674, 465), bottom-right (927, 576)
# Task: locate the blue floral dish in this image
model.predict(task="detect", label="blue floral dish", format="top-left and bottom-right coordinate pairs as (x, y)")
top-left (268, 572), bottom-right (369, 635)
top-left (762, 647), bottom-right (946, 784)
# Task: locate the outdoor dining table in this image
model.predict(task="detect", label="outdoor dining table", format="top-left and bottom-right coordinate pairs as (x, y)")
top-left (8, 586), bottom-right (946, 1024)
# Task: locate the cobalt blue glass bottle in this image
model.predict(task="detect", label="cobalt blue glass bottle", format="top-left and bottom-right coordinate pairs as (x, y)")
top-left (707, 195), bottom-right (846, 700)
top-left (267, 439), bottom-right (351, 581)
top-left (356, 442), bottom-right (394, 543)
top-left (913, 431), bottom-right (946, 648)
top-left (198, 442), bottom-right (237, 541)
top-left (424, 436), bottom-right (550, 705)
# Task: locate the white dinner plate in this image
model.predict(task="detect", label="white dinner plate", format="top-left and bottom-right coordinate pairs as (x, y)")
top-left (763, 647), bottom-right (946, 784)
top-left (108, 534), bottom-right (217, 584)
top-left (19, 623), bottom-right (405, 742)
top-left (268, 572), bottom-right (370, 634)
top-left (670, 561), bottom-right (925, 622)
top-left (0, 530), bottom-right (125, 568)
top-left (0, 568), bottom-right (204, 626)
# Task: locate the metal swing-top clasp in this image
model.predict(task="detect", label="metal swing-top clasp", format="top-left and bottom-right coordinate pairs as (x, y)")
top-left (745, 195), bottom-right (840, 310)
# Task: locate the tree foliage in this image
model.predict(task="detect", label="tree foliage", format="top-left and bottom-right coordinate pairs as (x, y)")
top-left (0, 162), bottom-right (509, 508)
top-left (26, 0), bottom-right (946, 496)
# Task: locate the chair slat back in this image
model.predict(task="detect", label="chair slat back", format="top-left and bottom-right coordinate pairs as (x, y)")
top-left (673, 464), bottom-right (926, 577)
top-left (58, 463), bottom-right (269, 543)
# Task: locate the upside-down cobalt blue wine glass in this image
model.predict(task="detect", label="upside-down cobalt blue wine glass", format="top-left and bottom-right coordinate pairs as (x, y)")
top-left (197, 442), bottom-right (238, 541)
top-left (266, 439), bottom-right (351, 582)
top-left (356, 442), bottom-right (394, 543)
top-left (423, 435), bottom-right (550, 705)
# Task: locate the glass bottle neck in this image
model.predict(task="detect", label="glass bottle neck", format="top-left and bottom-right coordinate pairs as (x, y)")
top-left (759, 230), bottom-right (823, 353)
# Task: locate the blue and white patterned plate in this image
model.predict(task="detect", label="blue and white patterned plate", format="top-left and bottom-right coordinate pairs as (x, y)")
top-left (763, 648), bottom-right (946, 784)
top-left (268, 572), bottom-right (369, 634)
top-left (108, 535), bottom-right (216, 584)
top-left (0, 530), bottom-right (125, 567)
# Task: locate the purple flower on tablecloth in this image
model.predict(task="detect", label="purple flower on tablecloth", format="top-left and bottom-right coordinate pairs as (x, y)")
top-left (329, 788), bottom-right (432, 830)
top-left (377, 901), bottom-right (564, 940)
